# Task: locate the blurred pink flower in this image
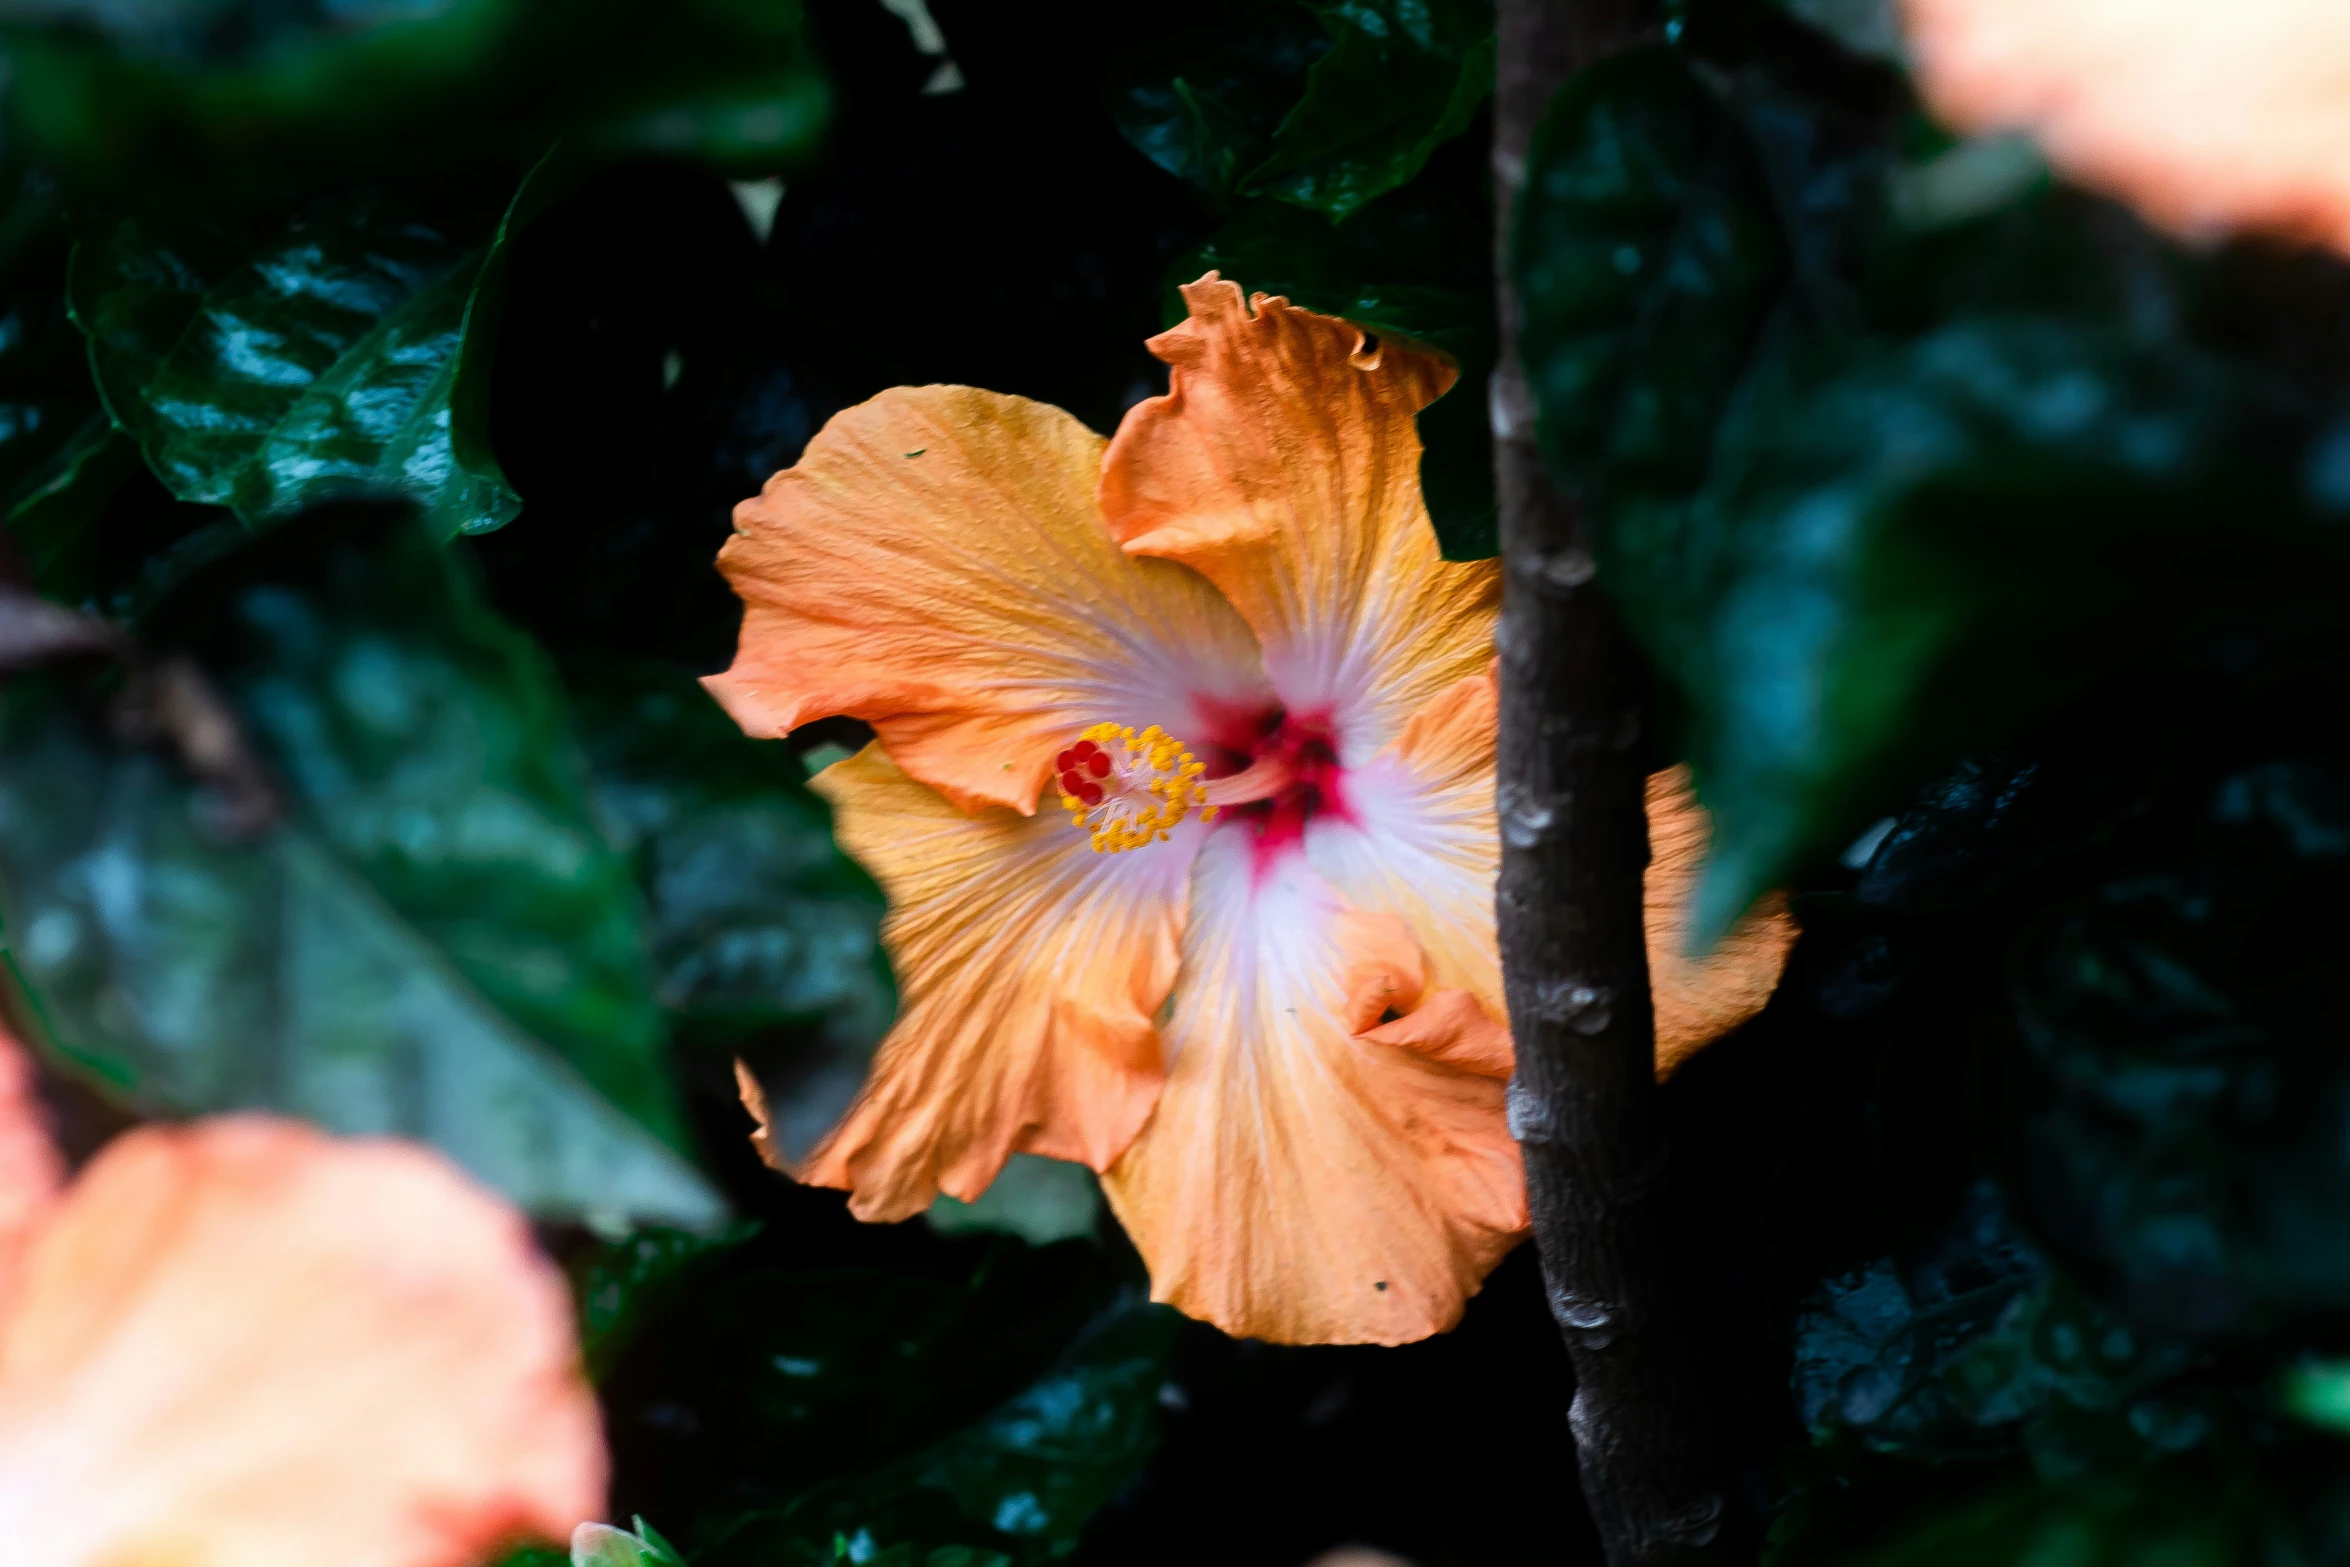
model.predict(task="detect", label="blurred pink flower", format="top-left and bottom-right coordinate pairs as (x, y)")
top-left (1904, 0), bottom-right (2350, 251)
top-left (0, 1029), bottom-right (606, 1567)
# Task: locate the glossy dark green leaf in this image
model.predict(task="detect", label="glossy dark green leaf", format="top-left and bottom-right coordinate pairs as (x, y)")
top-left (2008, 757), bottom-right (2350, 1340)
top-left (561, 654), bottom-right (889, 1163)
top-left (1849, 749), bottom-right (2161, 918)
top-left (1178, 182), bottom-right (1496, 557)
top-left (1247, 0), bottom-right (1496, 222)
top-left (564, 657), bottom-right (888, 1040)
top-left (448, 146), bottom-right (595, 488)
top-left (859, 1298), bottom-right (1180, 1552)
top-left (1774, 0), bottom-right (1905, 63)
top-left (1103, 4), bottom-right (1333, 214)
top-left (1514, 45), bottom-right (2350, 937)
top-left (4, 417), bottom-right (137, 606)
top-left (1512, 46), bottom-right (1893, 928)
top-left (1653, 320), bottom-right (2350, 936)
top-left (140, 507), bottom-right (690, 1148)
top-left (1513, 47), bottom-right (1795, 503)
top-left (0, 671), bottom-right (721, 1226)
top-left (618, 1253), bottom-right (1121, 1527)
top-left (493, 1550), bottom-right (569, 1567)
top-left (601, 1234), bottom-right (1169, 1566)
top-left (1105, 0), bottom-right (1490, 225)
top-left (1803, 1466), bottom-right (2350, 1567)
top-left (705, 1296), bottom-right (1180, 1567)
top-left (576, 1518), bottom-right (692, 1567)
top-left (69, 192), bottom-right (520, 541)
top-left (845, 1549), bottom-right (1008, 1567)
top-left (1794, 1186), bottom-right (2193, 1468)
top-left (1179, 190), bottom-right (1488, 363)
top-left (2281, 1359), bottom-right (2350, 1436)
top-left (0, 258), bottom-right (103, 514)
top-left (574, 1222), bottom-right (763, 1383)
top-left (2, 0), bottom-right (828, 206)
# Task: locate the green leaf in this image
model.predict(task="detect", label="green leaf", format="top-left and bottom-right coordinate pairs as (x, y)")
top-left (2007, 757), bottom-right (2350, 1340)
top-left (1512, 47), bottom-right (1794, 506)
top-left (808, 1547), bottom-right (1007, 1567)
top-left (563, 656), bottom-right (888, 1040)
top-left (2281, 1360), bottom-right (2350, 1436)
top-left (1776, 0), bottom-right (1906, 63)
top-left (1513, 46), bottom-right (2350, 937)
top-left (1178, 184), bottom-right (1496, 557)
top-left (1794, 1185), bottom-right (2193, 1469)
top-left (0, 673), bottom-right (721, 1228)
top-left (143, 507), bottom-right (690, 1148)
top-left (496, 1550), bottom-right (571, 1567)
top-left (1104, 5), bottom-right (1333, 215)
top-left (575, 1520), bottom-right (690, 1567)
top-left (1106, 0), bottom-right (1493, 226)
top-left (69, 191), bottom-right (521, 542)
top-left (573, 1221), bottom-right (761, 1382)
top-left (561, 654), bottom-right (890, 1162)
top-left (927, 1156), bottom-right (1101, 1248)
top-left (1181, 192), bottom-right (1489, 365)
top-left (1846, 751), bottom-right (2161, 918)
top-left (5, 418), bottom-right (138, 606)
top-left (449, 145), bottom-right (594, 487)
top-left (600, 1236), bottom-right (1170, 1566)
top-left (711, 1296), bottom-right (1181, 1567)
top-left (0, 259), bottom-right (104, 514)
top-left (1247, 0), bottom-right (1497, 222)
top-left (864, 1298), bottom-right (1181, 1552)
top-left (2, 0), bottom-right (829, 205)
top-left (1645, 319), bottom-right (2350, 938)
top-left (1798, 1467), bottom-right (2329, 1567)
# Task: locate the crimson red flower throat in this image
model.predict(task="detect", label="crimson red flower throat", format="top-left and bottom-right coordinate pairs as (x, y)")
top-left (1192, 701), bottom-right (1352, 869)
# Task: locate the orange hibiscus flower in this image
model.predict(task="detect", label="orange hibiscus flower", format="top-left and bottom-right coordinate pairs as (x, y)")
top-left (710, 277), bottom-right (1793, 1345)
top-left (1903, 0), bottom-right (2350, 253)
top-left (0, 1026), bottom-right (603, 1566)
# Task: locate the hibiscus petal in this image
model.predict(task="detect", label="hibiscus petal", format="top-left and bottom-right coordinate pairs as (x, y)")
top-left (1098, 276), bottom-right (1499, 759)
top-left (0, 1027), bottom-right (61, 1303)
top-left (1357, 990), bottom-right (1516, 1079)
top-left (794, 743), bottom-right (1199, 1219)
top-left (1307, 669), bottom-right (1507, 1030)
top-left (1313, 673), bottom-right (1794, 1081)
top-left (1904, 0), bottom-right (2350, 252)
top-left (707, 385), bottom-right (1264, 815)
top-left (0, 1116), bottom-right (602, 1567)
top-left (1646, 765), bottom-right (1798, 1077)
top-left (1102, 831), bottom-right (1527, 1346)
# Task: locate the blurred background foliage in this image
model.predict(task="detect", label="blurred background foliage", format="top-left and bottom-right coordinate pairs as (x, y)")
top-left (0, 0), bottom-right (2346, 1561)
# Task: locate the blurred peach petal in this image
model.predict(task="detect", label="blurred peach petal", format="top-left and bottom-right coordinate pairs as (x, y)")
top-left (0, 1026), bottom-right (60, 1301)
top-left (1904, 0), bottom-right (2350, 252)
top-left (0, 1028), bottom-right (603, 1567)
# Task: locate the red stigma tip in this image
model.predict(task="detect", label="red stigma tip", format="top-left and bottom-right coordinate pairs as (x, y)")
top-left (1055, 750), bottom-right (1075, 770)
top-left (1085, 753), bottom-right (1111, 778)
top-left (1078, 781), bottom-right (1104, 805)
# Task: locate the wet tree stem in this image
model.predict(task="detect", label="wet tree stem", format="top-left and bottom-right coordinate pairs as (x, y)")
top-left (1492, 2), bottom-right (1732, 1562)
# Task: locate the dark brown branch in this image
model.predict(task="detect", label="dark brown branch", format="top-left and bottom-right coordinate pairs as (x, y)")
top-left (1492, 2), bottom-right (1730, 1563)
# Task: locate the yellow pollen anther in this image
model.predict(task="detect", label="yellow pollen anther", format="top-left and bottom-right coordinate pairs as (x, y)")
top-left (1055, 721), bottom-right (1214, 853)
